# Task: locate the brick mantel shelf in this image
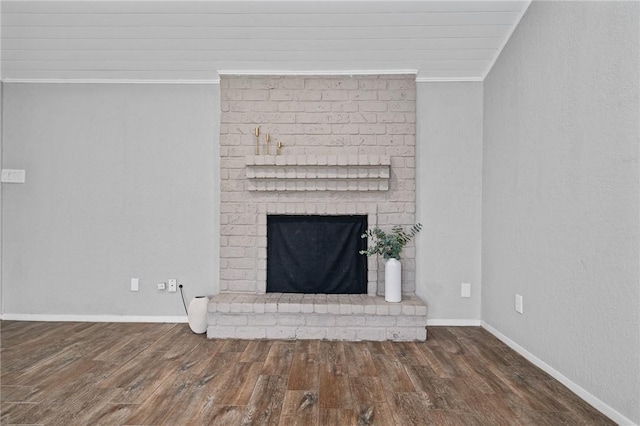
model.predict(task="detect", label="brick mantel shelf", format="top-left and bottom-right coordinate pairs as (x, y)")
top-left (245, 154), bottom-right (390, 191)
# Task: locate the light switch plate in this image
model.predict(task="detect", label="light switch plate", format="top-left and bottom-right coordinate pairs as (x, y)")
top-left (131, 278), bottom-right (139, 292)
top-left (1, 169), bottom-right (26, 183)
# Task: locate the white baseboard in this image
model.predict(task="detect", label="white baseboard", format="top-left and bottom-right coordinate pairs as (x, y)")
top-left (0, 313), bottom-right (188, 323)
top-left (481, 321), bottom-right (637, 426)
top-left (426, 319), bottom-right (481, 326)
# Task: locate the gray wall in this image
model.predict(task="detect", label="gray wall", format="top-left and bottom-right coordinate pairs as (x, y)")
top-left (1, 83), bottom-right (220, 317)
top-left (482, 2), bottom-right (639, 423)
top-left (0, 82), bottom-right (3, 312)
top-left (415, 82), bottom-right (483, 322)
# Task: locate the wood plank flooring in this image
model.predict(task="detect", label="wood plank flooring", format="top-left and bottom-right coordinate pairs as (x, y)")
top-left (1, 321), bottom-right (613, 425)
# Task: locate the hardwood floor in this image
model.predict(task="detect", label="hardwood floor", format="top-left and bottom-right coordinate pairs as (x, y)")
top-left (1, 321), bottom-right (613, 425)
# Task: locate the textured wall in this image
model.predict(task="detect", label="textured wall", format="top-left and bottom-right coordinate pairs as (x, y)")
top-left (415, 82), bottom-right (483, 321)
top-left (219, 75), bottom-right (416, 295)
top-left (1, 83), bottom-right (220, 316)
top-left (483, 2), bottom-right (639, 423)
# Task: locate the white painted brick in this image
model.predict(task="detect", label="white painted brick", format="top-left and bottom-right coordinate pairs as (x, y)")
top-left (351, 304), bottom-right (365, 315)
top-left (242, 90), bottom-right (269, 101)
top-left (278, 314), bottom-right (305, 326)
top-left (322, 90), bottom-right (349, 101)
top-left (388, 304), bottom-right (402, 315)
top-left (350, 91), bottom-right (377, 101)
top-left (416, 328), bottom-right (427, 341)
top-left (304, 102), bottom-right (332, 113)
top-left (301, 302), bottom-right (315, 313)
top-left (305, 315), bottom-right (336, 327)
top-left (236, 327), bottom-right (267, 339)
top-left (360, 101), bottom-right (388, 112)
top-left (375, 304), bottom-right (390, 316)
top-left (388, 101), bottom-right (416, 112)
top-left (248, 313), bottom-right (278, 326)
top-left (336, 316), bottom-right (365, 326)
top-left (314, 303), bottom-right (328, 314)
top-left (325, 328), bottom-right (337, 340)
top-left (386, 328), bottom-right (418, 341)
top-left (339, 304), bottom-right (352, 315)
top-left (357, 328), bottom-right (387, 341)
top-left (332, 103), bottom-right (359, 113)
top-left (279, 101), bottom-right (306, 112)
top-left (270, 90), bottom-right (294, 101)
top-left (415, 305), bottom-right (428, 316)
top-left (401, 305), bottom-right (416, 315)
top-left (365, 316), bottom-right (397, 327)
top-left (229, 302), bottom-right (243, 313)
top-left (287, 303), bottom-right (302, 313)
top-left (306, 78), bottom-right (358, 90)
top-left (220, 75), bottom-right (416, 296)
top-left (207, 314), bottom-right (218, 325)
top-left (327, 304), bottom-right (341, 315)
top-left (266, 327), bottom-right (297, 339)
top-left (332, 328), bottom-right (359, 341)
top-left (207, 327), bottom-right (237, 339)
top-left (295, 327), bottom-right (327, 339)
top-left (388, 80), bottom-right (415, 90)
top-left (364, 304), bottom-right (377, 315)
top-left (396, 316), bottom-right (428, 327)
top-left (217, 302), bottom-right (231, 313)
top-left (297, 90), bottom-right (322, 101)
top-left (264, 302), bottom-right (278, 313)
top-left (217, 314), bottom-right (248, 326)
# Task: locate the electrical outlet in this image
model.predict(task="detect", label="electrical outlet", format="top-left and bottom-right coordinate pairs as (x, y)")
top-left (515, 294), bottom-right (523, 314)
top-left (461, 283), bottom-right (471, 298)
top-left (1, 169), bottom-right (26, 183)
top-left (168, 279), bottom-right (177, 292)
top-left (131, 278), bottom-right (139, 292)
top-left (157, 282), bottom-right (166, 290)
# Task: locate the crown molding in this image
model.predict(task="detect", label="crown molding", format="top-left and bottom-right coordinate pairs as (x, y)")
top-left (217, 69), bottom-right (418, 77)
top-left (1, 78), bottom-right (220, 85)
top-left (1, 74), bottom-right (487, 84)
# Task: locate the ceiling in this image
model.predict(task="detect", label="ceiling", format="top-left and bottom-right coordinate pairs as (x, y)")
top-left (1, 1), bottom-right (531, 82)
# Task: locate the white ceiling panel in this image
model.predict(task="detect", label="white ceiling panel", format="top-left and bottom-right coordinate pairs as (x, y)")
top-left (1, 1), bottom-right (531, 81)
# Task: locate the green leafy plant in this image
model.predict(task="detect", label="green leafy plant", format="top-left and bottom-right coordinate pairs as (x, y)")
top-left (359, 223), bottom-right (422, 260)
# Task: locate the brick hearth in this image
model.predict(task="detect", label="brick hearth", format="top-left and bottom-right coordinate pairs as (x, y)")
top-left (207, 293), bottom-right (427, 342)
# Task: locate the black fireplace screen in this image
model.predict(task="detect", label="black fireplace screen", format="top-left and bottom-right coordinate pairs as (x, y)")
top-left (267, 215), bottom-right (368, 294)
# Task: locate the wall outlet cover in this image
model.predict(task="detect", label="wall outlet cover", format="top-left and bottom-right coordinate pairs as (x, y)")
top-left (461, 283), bottom-right (471, 298)
top-left (168, 279), bottom-right (177, 292)
top-left (515, 294), bottom-right (524, 314)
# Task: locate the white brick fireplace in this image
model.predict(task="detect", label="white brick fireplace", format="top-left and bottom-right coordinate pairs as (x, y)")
top-left (211, 74), bottom-right (425, 341)
top-left (219, 74), bottom-right (417, 296)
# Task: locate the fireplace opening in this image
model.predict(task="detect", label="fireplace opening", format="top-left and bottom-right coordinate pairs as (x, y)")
top-left (267, 215), bottom-right (368, 294)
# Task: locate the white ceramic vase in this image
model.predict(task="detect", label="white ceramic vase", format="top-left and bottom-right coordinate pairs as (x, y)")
top-left (384, 258), bottom-right (402, 303)
top-left (187, 296), bottom-right (209, 334)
